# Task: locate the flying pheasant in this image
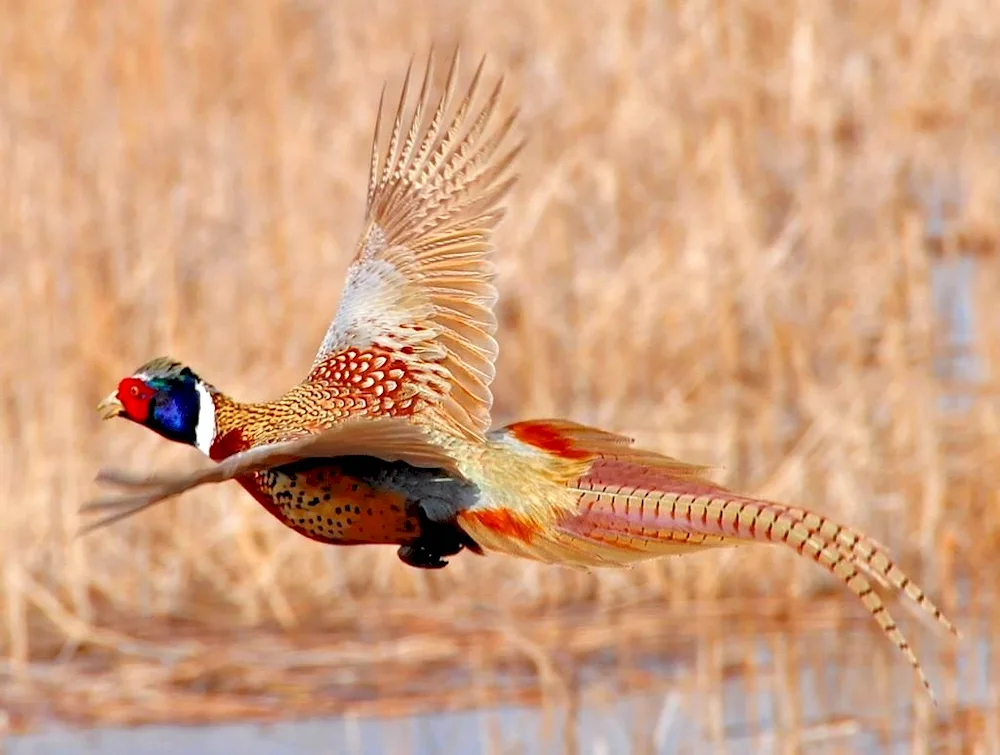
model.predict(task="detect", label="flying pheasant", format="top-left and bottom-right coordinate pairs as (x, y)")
top-left (86, 49), bottom-right (958, 701)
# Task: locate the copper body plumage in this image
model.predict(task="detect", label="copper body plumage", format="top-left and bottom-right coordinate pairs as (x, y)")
top-left (87, 49), bottom-right (958, 701)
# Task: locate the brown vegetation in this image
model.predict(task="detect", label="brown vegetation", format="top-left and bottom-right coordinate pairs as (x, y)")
top-left (2, 0), bottom-right (999, 749)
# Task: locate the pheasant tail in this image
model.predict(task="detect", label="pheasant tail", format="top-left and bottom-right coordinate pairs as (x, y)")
top-left (468, 419), bottom-right (959, 702)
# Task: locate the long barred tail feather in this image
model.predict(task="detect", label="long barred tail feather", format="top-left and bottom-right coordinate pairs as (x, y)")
top-left (484, 419), bottom-right (959, 703)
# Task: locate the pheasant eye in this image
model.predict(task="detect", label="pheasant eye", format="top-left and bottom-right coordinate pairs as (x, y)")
top-left (130, 385), bottom-right (140, 397)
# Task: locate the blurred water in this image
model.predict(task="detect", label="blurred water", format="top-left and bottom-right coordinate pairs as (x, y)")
top-left (930, 254), bottom-right (979, 417)
top-left (5, 626), bottom-right (993, 755)
top-left (925, 178), bottom-right (981, 415)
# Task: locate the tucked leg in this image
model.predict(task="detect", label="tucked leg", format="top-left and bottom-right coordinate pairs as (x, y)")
top-left (396, 514), bottom-right (482, 570)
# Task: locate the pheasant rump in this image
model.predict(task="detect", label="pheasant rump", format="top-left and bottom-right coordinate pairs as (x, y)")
top-left (86, 49), bottom-right (958, 701)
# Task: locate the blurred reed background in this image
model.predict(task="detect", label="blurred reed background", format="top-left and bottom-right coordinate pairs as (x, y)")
top-left (2, 0), bottom-right (1000, 752)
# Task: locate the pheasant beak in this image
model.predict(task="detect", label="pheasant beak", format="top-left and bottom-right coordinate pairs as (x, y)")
top-left (97, 392), bottom-right (125, 420)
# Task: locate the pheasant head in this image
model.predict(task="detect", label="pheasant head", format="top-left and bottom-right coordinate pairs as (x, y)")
top-left (98, 357), bottom-right (217, 455)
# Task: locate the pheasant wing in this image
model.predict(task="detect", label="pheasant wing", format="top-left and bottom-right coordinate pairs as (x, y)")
top-left (80, 417), bottom-right (461, 534)
top-left (310, 49), bottom-right (521, 440)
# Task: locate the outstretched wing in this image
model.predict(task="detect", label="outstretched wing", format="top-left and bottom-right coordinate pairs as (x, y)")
top-left (310, 49), bottom-right (522, 441)
top-left (80, 417), bottom-right (462, 535)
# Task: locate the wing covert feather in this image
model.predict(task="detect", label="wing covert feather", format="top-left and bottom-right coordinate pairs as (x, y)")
top-left (312, 49), bottom-right (521, 440)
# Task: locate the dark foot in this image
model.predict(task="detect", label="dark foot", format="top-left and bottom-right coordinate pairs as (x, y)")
top-left (397, 542), bottom-right (453, 569)
top-left (395, 516), bottom-right (482, 570)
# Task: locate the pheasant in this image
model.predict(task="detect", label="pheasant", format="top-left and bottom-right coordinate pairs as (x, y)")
top-left (86, 49), bottom-right (958, 701)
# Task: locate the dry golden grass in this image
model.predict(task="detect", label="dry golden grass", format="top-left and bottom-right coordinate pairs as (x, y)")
top-left (2, 0), bottom-right (1000, 746)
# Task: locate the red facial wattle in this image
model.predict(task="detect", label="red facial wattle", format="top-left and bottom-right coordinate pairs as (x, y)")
top-left (117, 377), bottom-right (154, 423)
